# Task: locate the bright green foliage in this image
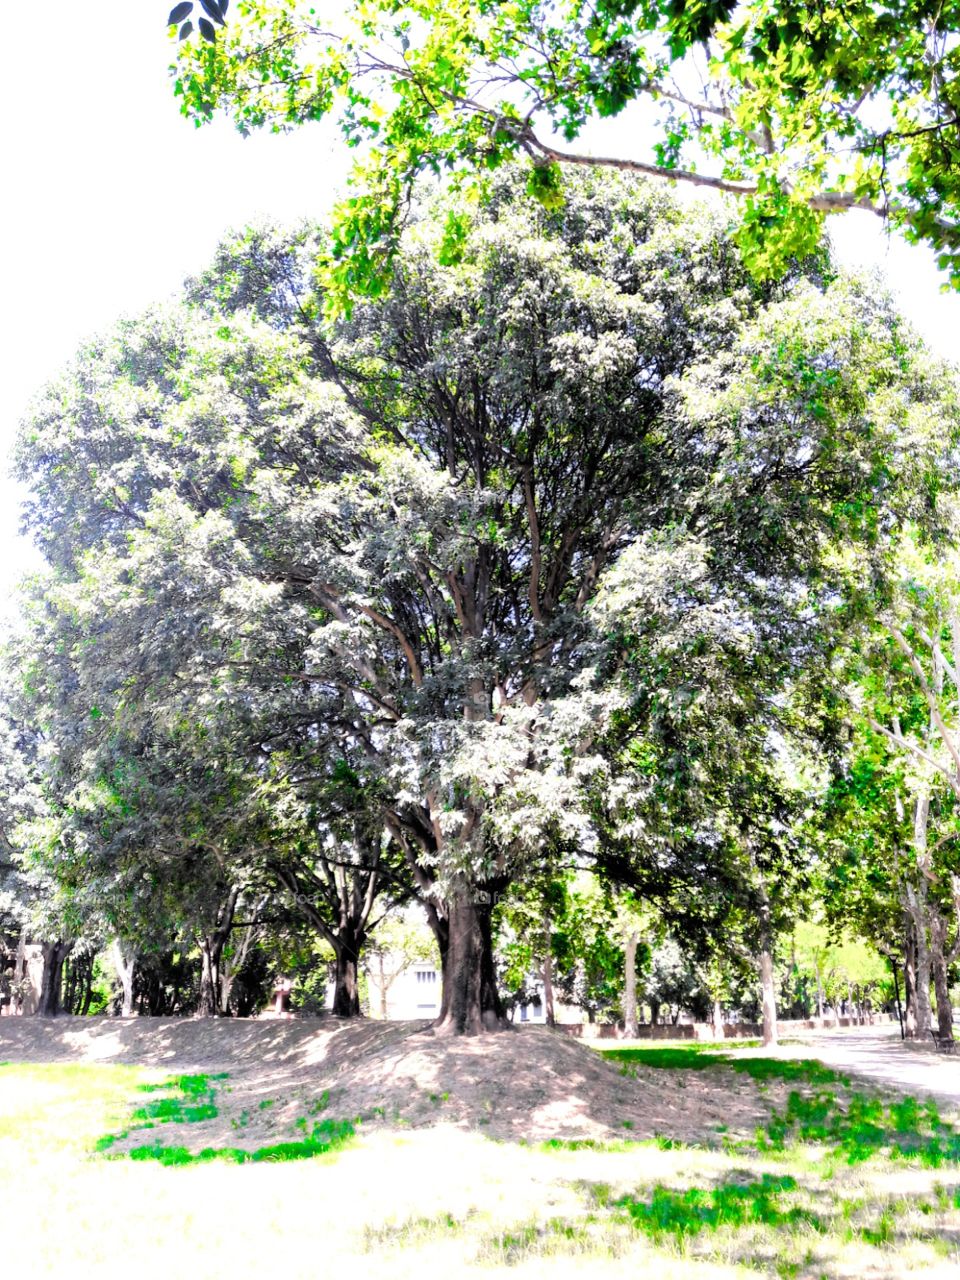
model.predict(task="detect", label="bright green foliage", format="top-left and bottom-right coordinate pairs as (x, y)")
top-left (761, 1090), bottom-right (960, 1168)
top-left (602, 1045), bottom-right (846, 1085)
top-left (617, 1174), bottom-right (817, 1239)
top-left (122, 1117), bottom-right (356, 1165)
top-left (167, 0), bottom-right (960, 306)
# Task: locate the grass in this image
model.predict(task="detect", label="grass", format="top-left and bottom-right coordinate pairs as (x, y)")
top-left (599, 1043), bottom-right (848, 1086)
top-left (3, 1051), bottom-right (960, 1278)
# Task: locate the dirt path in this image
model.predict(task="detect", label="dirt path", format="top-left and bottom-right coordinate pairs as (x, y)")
top-left (780, 1023), bottom-right (960, 1106)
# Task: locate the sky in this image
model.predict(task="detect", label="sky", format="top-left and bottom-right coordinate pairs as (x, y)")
top-left (1, 3), bottom-right (958, 612)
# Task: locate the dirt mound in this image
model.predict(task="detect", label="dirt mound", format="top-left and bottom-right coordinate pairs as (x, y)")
top-left (0, 1016), bottom-right (773, 1151)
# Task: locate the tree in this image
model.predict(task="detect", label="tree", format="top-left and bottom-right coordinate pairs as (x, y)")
top-left (830, 526), bottom-right (960, 1042)
top-left (15, 170), bottom-right (956, 1033)
top-left (164, 0), bottom-right (960, 308)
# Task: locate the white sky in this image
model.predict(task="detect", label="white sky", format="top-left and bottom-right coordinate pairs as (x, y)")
top-left (1, 3), bottom-right (958, 613)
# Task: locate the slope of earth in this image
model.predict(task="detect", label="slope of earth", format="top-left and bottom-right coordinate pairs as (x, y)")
top-left (0, 1017), bottom-right (773, 1149)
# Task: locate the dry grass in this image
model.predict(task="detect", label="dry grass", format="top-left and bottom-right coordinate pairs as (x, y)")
top-left (2, 1020), bottom-right (960, 1278)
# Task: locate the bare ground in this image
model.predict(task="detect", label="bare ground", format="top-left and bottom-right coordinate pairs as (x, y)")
top-left (0, 1015), bottom-right (776, 1151)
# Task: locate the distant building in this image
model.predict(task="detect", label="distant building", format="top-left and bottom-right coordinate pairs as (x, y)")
top-left (366, 956), bottom-right (549, 1024)
top-left (367, 958), bottom-right (442, 1020)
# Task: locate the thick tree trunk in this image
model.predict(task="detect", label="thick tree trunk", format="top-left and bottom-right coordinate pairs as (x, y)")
top-left (760, 946), bottom-right (778, 1048)
top-left (650, 1000), bottom-right (660, 1026)
top-left (37, 941), bottom-right (72, 1017)
top-left (623, 932), bottom-right (639, 1038)
top-left (434, 890), bottom-right (507, 1035)
top-left (111, 940), bottom-right (137, 1017)
top-left (332, 934), bottom-right (362, 1017)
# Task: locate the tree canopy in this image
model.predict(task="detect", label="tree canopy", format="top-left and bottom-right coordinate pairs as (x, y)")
top-left (8, 169), bottom-right (959, 1031)
top-left (164, 0), bottom-right (960, 308)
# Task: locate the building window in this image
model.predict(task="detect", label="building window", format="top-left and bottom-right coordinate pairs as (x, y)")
top-left (415, 969), bottom-right (437, 984)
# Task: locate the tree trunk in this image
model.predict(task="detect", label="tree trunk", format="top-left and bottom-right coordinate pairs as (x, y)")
top-left (910, 793), bottom-right (934, 1036)
top-left (198, 944), bottom-right (220, 1017)
top-left (332, 933), bottom-right (363, 1017)
top-left (650, 1000), bottom-right (660, 1026)
top-left (915, 912), bottom-right (932, 1036)
top-left (378, 953), bottom-right (388, 1019)
top-left (903, 926), bottom-right (918, 1037)
top-left (760, 946), bottom-right (778, 1048)
top-left (12, 927), bottom-right (27, 1015)
top-left (929, 911), bottom-right (955, 1042)
top-left (434, 889), bottom-right (507, 1035)
top-left (623, 932), bottom-right (639, 1039)
top-left (219, 900), bottom-right (265, 1016)
top-left (816, 970), bottom-right (824, 1024)
top-left (111, 940), bottom-right (137, 1017)
top-left (712, 997), bottom-right (724, 1040)
top-left (37, 941), bottom-right (72, 1017)
top-left (197, 886), bottom-right (241, 1016)
top-left (543, 910), bottom-right (556, 1029)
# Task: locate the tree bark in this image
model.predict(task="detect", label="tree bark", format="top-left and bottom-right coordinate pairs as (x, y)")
top-left (12, 927), bottom-right (27, 1015)
top-left (929, 909), bottom-right (955, 1041)
top-left (913, 890), bottom-right (933, 1037)
top-left (37, 941), bottom-right (72, 1017)
top-left (197, 886), bottom-right (241, 1017)
top-left (219, 899), bottom-right (265, 1015)
top-left (910, 790), bottom-right (934, 1036)
top-left (332, 931), bottom-right (363, 1017)
top-left (759, 946), bottom-right (778, 1047)
top-left (712, 997), bottom-right (724, 1040)
top-left (623, 932), bottom-right (639, 1038)
top-left (377, 952), bottom-right (389, 1019)
top-left (434, 888), bottom-right (507, 1035)
top-left (543, 909), bottom-right (556, 1029)
top-left (903, 924), bottom-right (918, 1037)
top-left (111, 940), bottom-right (138, 1017)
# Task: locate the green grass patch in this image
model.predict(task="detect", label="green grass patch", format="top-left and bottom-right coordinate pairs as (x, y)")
top-left (616, 1174), bottom-right (821, 1239)
top-left (601, 1045), bottom-right (846, 1085)
top-left (137, 1072), bottom-right (228, 1097)
top-left (125, 1117), bottom-right (357, 1166)
top-left (761, 1089), bottom-right (960, 1167)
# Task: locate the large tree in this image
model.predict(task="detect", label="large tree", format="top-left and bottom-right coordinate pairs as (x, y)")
top-left (16, 171), bottom-right (955, 1032)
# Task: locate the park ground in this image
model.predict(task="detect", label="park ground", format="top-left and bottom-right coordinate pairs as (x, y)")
top-left (2, 1019), bottom-right (959, 1279)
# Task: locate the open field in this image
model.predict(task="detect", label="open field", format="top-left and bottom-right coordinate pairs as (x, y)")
top-left (2, 1019), bottom-right (960, 1278)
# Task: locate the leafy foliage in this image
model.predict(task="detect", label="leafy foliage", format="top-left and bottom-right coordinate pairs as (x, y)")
top-left (162, 0), bottom-right (960, 306)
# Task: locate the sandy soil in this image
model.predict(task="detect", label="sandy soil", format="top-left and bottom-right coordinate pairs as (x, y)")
top-left (0, 1016), bottom-right (776, 1151)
